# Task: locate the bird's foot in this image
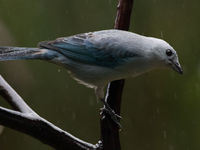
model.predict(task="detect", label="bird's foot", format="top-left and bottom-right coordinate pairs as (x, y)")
top-left (100, 99), bottom-right (122, 128)
top-left (100, 107), bottom-right (122, 128)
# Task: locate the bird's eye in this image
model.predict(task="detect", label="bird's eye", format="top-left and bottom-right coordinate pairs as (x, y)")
top-left (166, 49), bottom-right (173, 56)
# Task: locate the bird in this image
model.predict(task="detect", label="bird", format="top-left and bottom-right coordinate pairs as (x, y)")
top-left (0, 29), bottom-right (183, 127)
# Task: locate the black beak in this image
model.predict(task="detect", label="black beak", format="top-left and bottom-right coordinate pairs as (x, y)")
top-left (171, 61), bottom-right (183, 74)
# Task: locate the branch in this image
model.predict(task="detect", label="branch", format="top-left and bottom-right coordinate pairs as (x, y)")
top-left (0, 75), bottom-right (98, 150)
top-left (99, 0), bottom-right (134, 150)
top-left (0, 75), bottom-right (34, 113)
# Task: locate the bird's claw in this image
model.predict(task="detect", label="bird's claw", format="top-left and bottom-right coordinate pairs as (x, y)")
top-left (100, 105), bottom-right (122, 129)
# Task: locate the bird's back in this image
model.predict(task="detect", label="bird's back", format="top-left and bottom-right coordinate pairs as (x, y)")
top-left (37, 30), bottom-right (158, 88)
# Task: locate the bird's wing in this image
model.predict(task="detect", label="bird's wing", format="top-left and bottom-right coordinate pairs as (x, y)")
top-left (39, 31), bottom-right (140, 68)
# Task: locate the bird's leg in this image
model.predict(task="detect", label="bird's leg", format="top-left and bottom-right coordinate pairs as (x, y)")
top-left (100, 98), bottom-right (122, 128)
top-left (95, 86), bottom-right (121, 128)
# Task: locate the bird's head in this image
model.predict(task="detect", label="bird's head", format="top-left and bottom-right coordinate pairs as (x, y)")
top-left (150, 38), bottom-right (183, 74)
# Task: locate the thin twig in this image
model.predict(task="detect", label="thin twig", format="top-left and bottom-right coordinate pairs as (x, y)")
top-left (0, 75), bottom-right (34, 113)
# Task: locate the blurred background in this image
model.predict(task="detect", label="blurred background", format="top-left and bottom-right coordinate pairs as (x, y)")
top-left (0, 0), bottom-right (199, 150)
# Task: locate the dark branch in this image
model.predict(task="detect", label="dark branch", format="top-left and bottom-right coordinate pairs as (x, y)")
top-left (114, 0), bottom-right (134, 30)
top-left (99, 0), bottom-right (134, 150)
top-left (0, 75), bottom-right (98, 150)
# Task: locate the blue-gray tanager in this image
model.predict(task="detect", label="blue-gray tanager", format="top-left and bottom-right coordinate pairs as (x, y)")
top-left (0, 29), bottom-right (182, 126)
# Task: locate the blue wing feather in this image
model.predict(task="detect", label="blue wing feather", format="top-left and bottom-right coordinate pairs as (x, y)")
top-left (39, 32), bottom-right (139, 68)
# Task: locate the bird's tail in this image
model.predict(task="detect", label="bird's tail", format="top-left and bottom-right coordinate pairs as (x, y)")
top-left (0, 46), bottom-right (55, 61)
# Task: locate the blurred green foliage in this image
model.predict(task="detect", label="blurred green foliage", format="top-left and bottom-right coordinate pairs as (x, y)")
top-left (0, 0), bottom-right (199, 150)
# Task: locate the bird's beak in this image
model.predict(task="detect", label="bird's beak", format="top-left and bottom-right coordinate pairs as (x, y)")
top-left (170, 59), bottom-right (183, 74)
